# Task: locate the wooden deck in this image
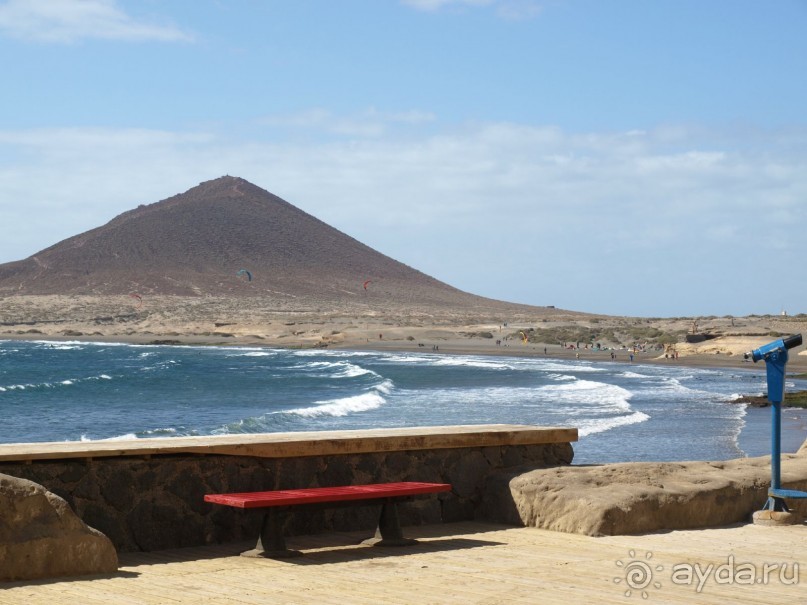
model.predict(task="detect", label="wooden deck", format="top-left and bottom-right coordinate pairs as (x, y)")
top-left (2, 521), bottom-right (804, 604)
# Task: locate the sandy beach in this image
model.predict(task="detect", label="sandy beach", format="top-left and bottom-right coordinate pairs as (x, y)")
top-left (2, 294), bottom-right (806, 374)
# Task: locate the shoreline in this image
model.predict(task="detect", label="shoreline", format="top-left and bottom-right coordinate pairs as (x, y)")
top-left (2, 293), bottom-right (805, 373)
top-left (3, 332), bottom-right (806, 457)
top-left (4, 329), bottom-right (806, 374)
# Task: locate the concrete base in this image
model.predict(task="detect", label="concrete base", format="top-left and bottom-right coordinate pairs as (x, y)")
top-left (751, 510), bottom-right (802, 526)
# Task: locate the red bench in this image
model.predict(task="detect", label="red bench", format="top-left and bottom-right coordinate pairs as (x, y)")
top-left (204, 481), bottom-right (451, 558)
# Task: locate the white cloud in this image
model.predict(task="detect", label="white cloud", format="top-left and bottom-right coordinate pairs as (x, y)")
top-left (402, 0), bottom-right (494, 11)
top-left (0, 0), bottom-right (192, 43)
top-left (495, 0), bottom-right (543, 20)
top-left (2, 121), bottom-right (804, 242)
top-left (401, 0), bottom-right (543, 20)
top-left (1, 119), bottom-right (805, 315)
top-left (258, 107), bottom-right (437, 139)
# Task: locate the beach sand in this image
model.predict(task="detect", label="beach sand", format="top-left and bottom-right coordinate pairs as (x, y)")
top-left (2, 294), bottom-right (806, 372)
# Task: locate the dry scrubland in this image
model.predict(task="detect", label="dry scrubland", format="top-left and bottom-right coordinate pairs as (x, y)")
top-left (2, 294), bottom-right (806, 373)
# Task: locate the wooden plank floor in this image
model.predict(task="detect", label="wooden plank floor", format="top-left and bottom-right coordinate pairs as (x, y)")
top-left (2, 522), bottom-right (805, 604)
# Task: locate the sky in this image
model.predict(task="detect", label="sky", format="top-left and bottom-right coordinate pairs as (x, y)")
top-left (0, 0), bottom-right (805, 318)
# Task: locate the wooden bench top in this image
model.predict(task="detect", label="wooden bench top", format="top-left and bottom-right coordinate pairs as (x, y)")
top-left (204, 482), bottom-right (451, 509)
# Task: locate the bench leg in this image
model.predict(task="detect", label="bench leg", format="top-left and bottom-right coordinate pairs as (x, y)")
top-left (241, 509), bottom-right (301, 559)
top-left (362, 500), bottom-right (417, 547)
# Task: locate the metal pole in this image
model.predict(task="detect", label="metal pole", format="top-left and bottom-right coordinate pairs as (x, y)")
top-left (771, 399), bottom-right (781, 492)
top-left (748, 334), bottom-right (805, 521)
top-left (764, 347), bottom-right (787, 511)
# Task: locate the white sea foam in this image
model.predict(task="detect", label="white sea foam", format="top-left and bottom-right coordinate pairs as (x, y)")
top-left (376, 379), bottom-right (394, 394)
top-left (141, 360), bottom-right (178, 372)
top-left (80, 433), bottom-right (139, 442)
top-left (577, 411), bottom-right (650, 437)
top-left (728, 406), bottom-right (748, 457)
top-left (650, 376), bottom-right (735, 402)
top-left (658, 376), bottom-right (700, 395)
top-left (379, 354), bottom-right (435, 364)
top-left (287, 391), bottom-right (385, 418)
top-left (533, 361), bottom-right (606, 373)
top-left (432, 357), bottom-right (514, 370)
top-left (81, 429), bottom-right (190, 441)
top-left (306, 361), bottom-right (341, 368)
top-left (292, 349), bottom-right (328, 357)
top-left (332, 364), bottom-right (377, 378)
top-left (546, 373), bottom-right (576, 381)
top-left (290, 349), bottom-right (375, 359)
top-left (214, 417), bottom-right (272, 434)
top-left (139, 427), bottom-right (180, 437)
top-left (298, 360), bottom-right (379, 379)
top-left (32, 339), bottom-right (127, 347)
top-left (538, 379), bottom-right (633, 414)
top-left (620, 371), bottom-right (651, 379)
top-left (4, 373), bottom-right (117, 391)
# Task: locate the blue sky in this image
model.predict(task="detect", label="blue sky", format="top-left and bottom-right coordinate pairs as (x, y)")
top-left (0, 0), bottom-right (805, 317)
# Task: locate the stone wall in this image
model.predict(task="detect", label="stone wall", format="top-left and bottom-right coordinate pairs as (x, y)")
top-left (0, 427), bottom-right (574, 552)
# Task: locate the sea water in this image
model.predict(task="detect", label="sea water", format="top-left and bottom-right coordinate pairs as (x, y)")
top-left (1, 339), bottom-right (806, 464)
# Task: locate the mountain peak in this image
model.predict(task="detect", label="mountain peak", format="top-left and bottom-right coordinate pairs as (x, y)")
top-left (0, 178), bottom-right (487, 308)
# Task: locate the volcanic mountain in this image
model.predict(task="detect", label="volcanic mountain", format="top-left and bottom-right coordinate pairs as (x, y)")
top-left (0, 176), bottom-right (515, 309)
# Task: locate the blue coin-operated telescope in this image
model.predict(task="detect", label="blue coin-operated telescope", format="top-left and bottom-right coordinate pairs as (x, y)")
top-left (745, 334), bottom-right (805, 517)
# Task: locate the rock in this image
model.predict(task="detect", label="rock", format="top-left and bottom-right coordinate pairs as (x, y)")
top-left (752, 509), bottom-right (801, 526)
top-left (483, 454), bottom-right (807, 536)
top-left (0, 473), bottom-right (118, 582)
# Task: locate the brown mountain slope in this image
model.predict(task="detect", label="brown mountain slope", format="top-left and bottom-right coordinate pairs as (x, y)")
top-left (0, 176), bottom-right (541, 311)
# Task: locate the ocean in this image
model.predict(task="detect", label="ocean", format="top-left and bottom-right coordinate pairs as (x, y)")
top-left (1, 339), bottom-right (806, 465)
